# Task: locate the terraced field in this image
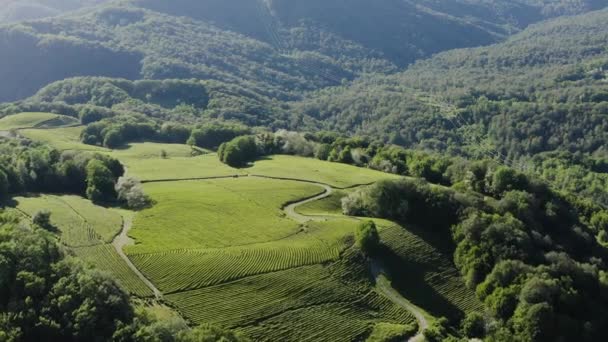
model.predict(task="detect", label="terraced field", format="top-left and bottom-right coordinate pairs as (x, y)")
top-left (73, 244), bottom-right (153, 297)
top-left (0, 112), bottom-right (77, 130)
top-left (129, 219), bottom-right (357, 292)
top-left (127, 178), bottom-right (324, 253)
top-left (379, 225), bottom-right (483, 319)
top-left (14, 195), bottom-right (122, 247)
top-left (12, 195), bottom-right (151, 297)
top-left (9, 128), bottom-right (484, 339)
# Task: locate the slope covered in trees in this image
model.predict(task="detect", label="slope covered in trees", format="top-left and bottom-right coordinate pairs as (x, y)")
top-left (0, 0), bottom-right (109, 23)
top-left (1, 0), bottom-right (606, 102)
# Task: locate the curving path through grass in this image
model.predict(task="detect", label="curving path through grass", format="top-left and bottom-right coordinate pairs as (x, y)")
top-left (113, 214), bottom-right (163, 299)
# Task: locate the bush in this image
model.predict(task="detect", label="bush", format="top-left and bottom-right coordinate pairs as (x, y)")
top-left (218, 136), bottom-right (258, 167)
top-left (86, 159), bottom-right (116, 203)
top-left (461, 312), bottom-right (486, 338)
top-left (32, 210), bottom-right (52, 230)
top-left (115, 176), bottom-right (151, 210)
top-left (355, 220), bottom-right (380, 255)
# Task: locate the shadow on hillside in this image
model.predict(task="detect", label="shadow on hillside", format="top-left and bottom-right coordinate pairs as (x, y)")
top-left (379, 244), bottom-right (464, 322)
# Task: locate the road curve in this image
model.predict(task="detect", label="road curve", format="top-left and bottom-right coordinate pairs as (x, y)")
top-left (112, 214), bottom-right (163, 299)
top-left (282, 183), bottom-right (429, 341)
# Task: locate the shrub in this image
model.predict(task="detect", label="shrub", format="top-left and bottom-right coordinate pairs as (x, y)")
top-left (355, 220), bottom-right (380, 255)
top-left (115, 176), bottom-right (151, 210)
top-left (32, 210), bottom-right (52, 230)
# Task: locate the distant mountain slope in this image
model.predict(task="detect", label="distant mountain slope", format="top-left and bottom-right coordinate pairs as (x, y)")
top-left (292, 8), bottom-right (608, 157)
top-left (2, 0), bottom-right (606, 103)
top-left (0, 0), bottom-right (109, 23)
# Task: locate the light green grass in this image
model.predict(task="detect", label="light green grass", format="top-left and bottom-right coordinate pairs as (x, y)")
top-left (248, 155), bottom-right (400, 188)
top-left (19, 126), bottom-right (109, 152)
top-left (0, 112), bottom-right (76, 130)
top-left (107, 142), bottom-right (206, 160)
top-left (73, 244), bottom-right (153, 297)
top-left (13, 195), bottom-right (122, 247)
top-left (128, 178), bottom-right (323, 253)
top-left (119, 153), bottom-right (242, 181)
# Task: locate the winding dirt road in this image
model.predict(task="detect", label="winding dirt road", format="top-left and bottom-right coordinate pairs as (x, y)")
top-left (112, 214), bottom-right (163, 299)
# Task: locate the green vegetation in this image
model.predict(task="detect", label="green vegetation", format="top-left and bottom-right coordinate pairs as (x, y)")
top-left (128, 178), bottom-right (322, 253)
top-left (14, 195), bottom-right (122, 246)
top-left (248, 155), bottom-right (399, 188)
top-left (0, 112), bottom-right (76, 130)
top-left (19, 126), bottom-right (110, 152)
top-left (72, 244), bottom-right (153, 297)
top-left (0, 209), bottom-right (243, 341)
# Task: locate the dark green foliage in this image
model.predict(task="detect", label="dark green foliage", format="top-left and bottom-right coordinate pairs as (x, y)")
top-left (0, 169), bottom-right (8, 200)
top-left (217, 136), bottom-right (258, 167)
top-left (355, 221), bottom-right (380, 255)
top-left (461, 312), bottom-right (485, 338)
top-left (188, 123), bottom-right (250, 149)
top-left (86, 159), bottom-right (116, 203)
top-left (32, 210), bottom-right (52, 230)
top-left (0, 212), bottom-right (132, 341)
top-left (0, 138), bottom-right (122, 198)
top-left (0, 210), bottom-right (245, 341)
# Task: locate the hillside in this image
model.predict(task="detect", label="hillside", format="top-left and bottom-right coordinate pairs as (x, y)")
top-left (0, 0), bottom-right (109, 23)
top-left (1, 0), bottom-right (606, 102)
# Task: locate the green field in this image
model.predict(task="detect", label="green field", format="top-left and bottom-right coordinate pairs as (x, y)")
top-left (14, 194), bottom-right (122, 247)
top-left (0, 112), bottom-right (77, 130)
top-left (107, 142), bottom-right (206, 160)
top-left (19, 126), bottom-right (109, 152)
top-left (11, 127), bottom-right (483, 340)
top-left (128, 178), bottom-right (324, 253)
top-left (73, 244), bottom-right (153, 297)
top-left (11, 194), bottom-right (151, 296)
top-left (248, 155), bottom-right (401, 188)
top-left (119, 153), bottom-right (242, 181)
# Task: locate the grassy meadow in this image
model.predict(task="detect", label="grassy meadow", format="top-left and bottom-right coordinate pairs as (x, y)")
top-left (0, 112), bottom-right (77, 130)
top-left (19, 126), bottom-right (109, 152)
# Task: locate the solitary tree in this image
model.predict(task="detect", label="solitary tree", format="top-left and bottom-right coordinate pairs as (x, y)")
top-left (86, 159), bottom-right (116, 203)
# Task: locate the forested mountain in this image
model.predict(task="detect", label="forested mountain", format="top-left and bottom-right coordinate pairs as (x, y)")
top-left (0, 0), bottom-right (109, 23)
top-left (1, 0), bottom-right (606, 103)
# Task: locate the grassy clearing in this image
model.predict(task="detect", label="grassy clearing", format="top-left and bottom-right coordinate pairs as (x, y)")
top-left (120, 153), bottom-right (243, 181)
top-left (248, 155), bottom-right (400, 188)
top-left (19, 126), bottom-right (109, 152)
top-left (0, 112), bottom-right (76, 130)
top-left (107, 142), bottom-right (206, 160)
top-left (379, 225), bottom-right (483, 320)
top-left (73, 244), bottom-right (153, 297)
top-left (13, 195), bottom-right (121, 247)
top-left (128, 178), bottom-right (323, 253)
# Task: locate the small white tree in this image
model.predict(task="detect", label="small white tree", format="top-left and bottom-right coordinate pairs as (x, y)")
top-left (115, 176), bottom-right (151, 210)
